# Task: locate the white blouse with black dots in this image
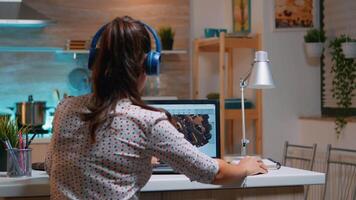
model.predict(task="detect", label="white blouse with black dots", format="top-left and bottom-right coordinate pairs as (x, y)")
top-left (45, 95), bottom-right (219, 200)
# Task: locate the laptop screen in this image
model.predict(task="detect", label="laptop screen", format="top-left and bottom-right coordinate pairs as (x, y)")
top-left (147, 100), bottom-right (220, 158)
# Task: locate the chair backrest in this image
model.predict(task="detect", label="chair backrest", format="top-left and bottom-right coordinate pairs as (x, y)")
top-left (322, 144), bottom-right (356, 200)
top-left (283, 141), bottom-right (317, 171)
top-left (283, 141), bottom-right (317, 200)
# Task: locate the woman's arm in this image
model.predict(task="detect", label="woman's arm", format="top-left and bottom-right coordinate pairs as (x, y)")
top-left (212, 157), bottom-right (267, 185)
top-left (147, 119), bottom-right (267, 184)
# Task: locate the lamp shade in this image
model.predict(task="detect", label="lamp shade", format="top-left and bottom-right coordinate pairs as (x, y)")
top-left (248, 51), bottom-right (275, 89)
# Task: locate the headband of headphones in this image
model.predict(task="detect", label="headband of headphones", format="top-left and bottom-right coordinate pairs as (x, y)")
top-left (88, 21), bottom-right (162, 76)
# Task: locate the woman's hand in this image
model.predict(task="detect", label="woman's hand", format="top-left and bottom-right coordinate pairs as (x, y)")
top-left (151, 156), bottom-right (160, 165)
top-left (212, 157), bottom-right (268, 185)
top-left (235, 156), bottom-right (268, 176)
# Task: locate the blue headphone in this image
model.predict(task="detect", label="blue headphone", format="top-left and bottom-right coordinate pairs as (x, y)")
top-left (88, 21), bottom-right (161, 76)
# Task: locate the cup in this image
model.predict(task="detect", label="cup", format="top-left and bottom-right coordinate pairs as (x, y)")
top-left (6, 148), bottom-right (32, 177)
top-left (204, 28), bottom-right (216, 38)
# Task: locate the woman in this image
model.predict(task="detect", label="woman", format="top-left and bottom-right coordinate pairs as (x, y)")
top-left (45, 16), bottom-right (267, 200)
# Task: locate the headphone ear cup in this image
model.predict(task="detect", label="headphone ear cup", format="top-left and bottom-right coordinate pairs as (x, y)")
top-left (145, 51), bottom-right (161, 75)
top-left (88, 48), bottom-right (96, 70)
top-left (87, 24), bottom-right (107, 70)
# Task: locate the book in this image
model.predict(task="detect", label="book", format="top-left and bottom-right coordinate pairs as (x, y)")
top-left (230, 158), bottom-right (281, 170)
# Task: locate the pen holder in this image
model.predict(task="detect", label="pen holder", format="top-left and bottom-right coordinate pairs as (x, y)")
top-left (6, 148), bottom-right (32, 177)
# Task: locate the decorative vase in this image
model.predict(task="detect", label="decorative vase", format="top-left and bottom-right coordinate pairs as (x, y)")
top-left (305, 42), bottom-right (324, 58)
top-left (0, 145), bottom-right (7, 171)
top-left (161, 38), bottom-right (174, 50)
top-left (341, 42), bottom-right (356, 59)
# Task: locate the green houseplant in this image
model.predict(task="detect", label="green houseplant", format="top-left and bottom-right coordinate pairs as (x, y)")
top-left (329, 35), bottom-right (356, 138)
top-left (158, 26), bottom-right (175, 50)
top-left (304, 28), bottom-right (326, 57)
top-left (0, 117), bottom-right (28, 171)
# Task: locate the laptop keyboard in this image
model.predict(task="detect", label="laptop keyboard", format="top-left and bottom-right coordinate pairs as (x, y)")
top-left (153, 163), bottom-right (170, 168)
top-left (152, 162), bottom-right (178, 174)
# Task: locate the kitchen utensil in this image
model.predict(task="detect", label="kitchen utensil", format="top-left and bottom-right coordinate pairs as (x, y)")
top-left (8, 95), bottom-right (49, 128)
top-left (52, 89), bottom-right (61, 105)
top-left (68, 68), bottom-right (91, 92)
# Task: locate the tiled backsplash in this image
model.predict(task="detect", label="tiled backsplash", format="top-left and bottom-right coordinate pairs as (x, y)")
top-left (0, 52), bottom-right (89, 129)
top-left (0, 51), bottom-right (187, 130)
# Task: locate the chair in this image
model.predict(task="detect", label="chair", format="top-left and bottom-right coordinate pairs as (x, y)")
top-left (322, 144), bottom-right (356, 200)
top-left (283, 141), bottom-right (317, 170)
top-left (282, 141), bottom-right (317, 200)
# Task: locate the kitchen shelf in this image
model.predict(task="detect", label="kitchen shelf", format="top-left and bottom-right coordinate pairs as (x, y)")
top-left (161, 49), bottom-right (188, 54)
top-left (0, 46), bottom-right (188, 55)
top-left (62, 49), bottom-right (188, 55)
top-left (62, 50), bottom-right (89, 54)
top-left (0, 46), bottom-right (63, 53)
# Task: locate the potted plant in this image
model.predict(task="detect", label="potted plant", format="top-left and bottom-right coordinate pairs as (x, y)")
top-left (0, 117), bottom-right (28, 171)
top-left (329, 35), bottom-right (356, 138)
top-left (341, 38), bottom-right (356, 59)
top-left (304, 28), bottom-right (326, 58)
top-left (158, 26), bottom-right (175, 50)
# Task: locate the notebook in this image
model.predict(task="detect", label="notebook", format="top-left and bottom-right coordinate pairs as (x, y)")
top-left (224, 155), bottom-right (281, 170)
top-left (229, 157), bottom-right (281, 170)
top-left (146, 99), bottom-right (221, 174)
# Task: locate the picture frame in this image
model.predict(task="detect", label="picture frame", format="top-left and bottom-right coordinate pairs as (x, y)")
top-left (273, 0), bottom-right (316, 31)
top-left (232, 0), bottom-right (251, 35)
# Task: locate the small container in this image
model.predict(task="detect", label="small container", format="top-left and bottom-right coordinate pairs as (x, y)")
top-left (341, 42), bottom-right (356, 58)
top-left (204, 28), bottom-right (216, 38)
top-left (6, 148), bottom-right (32, 177)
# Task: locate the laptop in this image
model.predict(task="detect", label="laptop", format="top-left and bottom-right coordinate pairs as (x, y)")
top-left (146, 99), bottom-right (220, 174)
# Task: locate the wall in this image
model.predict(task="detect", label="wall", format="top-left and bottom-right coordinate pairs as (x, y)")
top-left (191, 0), bottom-right (321, 160)
top-left (262, 0), bottom-right (321, 160)
top-left (299, 119), bottom-right (356, 151)
top-left (0, 0), bottom-right (190, 129)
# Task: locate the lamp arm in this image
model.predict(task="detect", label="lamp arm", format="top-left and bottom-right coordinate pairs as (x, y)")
top-left (239, 62), bottom-right (255, 156)
top-left (240, 82), bottom-right (249, 156)
top-left (240, 62), bottom-right (255, 85)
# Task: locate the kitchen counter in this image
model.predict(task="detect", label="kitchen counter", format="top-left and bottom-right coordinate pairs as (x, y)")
top-left (0, 166), bottom-right (324, 198)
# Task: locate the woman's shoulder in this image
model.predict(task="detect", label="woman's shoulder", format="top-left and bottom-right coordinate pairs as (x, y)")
top-left (56, 94), bottom-right (91, 112)
top-left (114, 100), bottom-right (167, 128)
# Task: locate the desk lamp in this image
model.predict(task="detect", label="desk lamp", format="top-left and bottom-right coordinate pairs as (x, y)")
top-left (240, 51), bottom-right (274, 156)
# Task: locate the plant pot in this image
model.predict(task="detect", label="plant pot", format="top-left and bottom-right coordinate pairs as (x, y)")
top-left (341, 42), bottom-right (356, 58)
top-left (0, 145), bottom-right (7, 171)
top-left (161, 38), bottom-right (174, 50)
top-left (305, 42), bottom-right (324, 57)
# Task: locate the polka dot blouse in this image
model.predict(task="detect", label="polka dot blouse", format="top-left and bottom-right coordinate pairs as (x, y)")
top-left (45, 95), bottom-right (219, 200)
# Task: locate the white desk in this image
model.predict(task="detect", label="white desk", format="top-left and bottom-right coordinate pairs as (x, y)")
top-left (0, 166), bottom-right (324, 199)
